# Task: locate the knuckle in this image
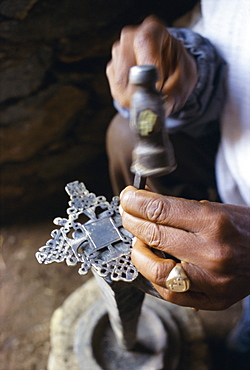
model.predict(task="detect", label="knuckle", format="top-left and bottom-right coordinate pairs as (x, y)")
top-left (139, 18), bottom-right (163, 36)
top-left (210, 247), bottom-right (234, 272)
top-left (213, 208), bottom-right (231, 231)
top-left (144, 196), bottom-right (168, 223)
top-left (144, 223), bottom-right (162, 249)
top-left (200, 202), bottom-right (231, 234)
top-left (146, 198), bottom-right (164, 221)
top-left (209, 213), bottom-right (235, 265)
top-left (134, 27), bottom-right (157, 50)
top-left (134, 19), bottom-right (166, 49)
top-left (198, 200), bottom-right (214, 220)
top-left (120, 25), bottom-right (135, 40)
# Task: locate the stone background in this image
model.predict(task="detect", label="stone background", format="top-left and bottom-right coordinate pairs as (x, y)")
top-left (0, 0), bottom-right (197, 223)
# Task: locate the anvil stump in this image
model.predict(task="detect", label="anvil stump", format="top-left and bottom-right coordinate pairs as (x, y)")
top-left (48, 277), bottom-right (210, 370)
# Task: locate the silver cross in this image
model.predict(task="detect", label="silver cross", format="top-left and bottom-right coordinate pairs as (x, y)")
top-left (36, 181), bottom-right (138, 282)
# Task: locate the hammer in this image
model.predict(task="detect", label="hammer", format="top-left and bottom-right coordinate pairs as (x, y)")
top-left (129, 65), bottom-right (176, 189)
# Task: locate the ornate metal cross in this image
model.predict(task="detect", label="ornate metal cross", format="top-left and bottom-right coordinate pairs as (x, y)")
top-left (36, 181), bottom-right (138, 283)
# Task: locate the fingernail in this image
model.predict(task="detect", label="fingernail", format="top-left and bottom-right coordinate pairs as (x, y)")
top-left (119, 205), bottom-right (123, 216)
top-left (120, 189), bottom-right (125, 199)
top-left (132, 237), bottom-right (137, 247)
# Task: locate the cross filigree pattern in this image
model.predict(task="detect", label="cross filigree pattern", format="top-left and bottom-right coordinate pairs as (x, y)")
top-left (36, 181), bottom-right (138, 282)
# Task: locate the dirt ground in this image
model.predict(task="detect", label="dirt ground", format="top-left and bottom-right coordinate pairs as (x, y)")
top-left (0, 220), bottom-right (244, 370)
top-left (0, 221), bottom-right (90, 370)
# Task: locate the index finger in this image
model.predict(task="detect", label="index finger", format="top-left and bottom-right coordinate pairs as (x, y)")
top-left (120, 186), bottom-right (210, 233)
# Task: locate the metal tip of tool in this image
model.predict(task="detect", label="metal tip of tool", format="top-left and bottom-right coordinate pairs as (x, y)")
top-left (133, 172), bottom-right (147, 189)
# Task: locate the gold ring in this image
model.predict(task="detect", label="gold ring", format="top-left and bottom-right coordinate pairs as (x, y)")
top-left (165, 264), bottom-right (190, 293)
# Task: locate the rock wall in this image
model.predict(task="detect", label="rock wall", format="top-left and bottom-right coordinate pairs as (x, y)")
top-left (0, 0), bottom-right (197, 222)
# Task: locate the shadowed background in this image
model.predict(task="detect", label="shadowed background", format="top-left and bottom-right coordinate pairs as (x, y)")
top-left (0, 0), bottom-right (197, 223)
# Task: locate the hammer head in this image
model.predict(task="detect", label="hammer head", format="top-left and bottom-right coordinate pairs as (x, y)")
top-left (129, 65), bottom-right (176, 178)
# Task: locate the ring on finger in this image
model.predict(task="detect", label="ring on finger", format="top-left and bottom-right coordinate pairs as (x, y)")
top-left (165, 264), bottom-right (190, 293)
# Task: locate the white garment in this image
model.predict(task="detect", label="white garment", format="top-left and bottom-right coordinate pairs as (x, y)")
top-left (194, 0), bottom-right (250, 206)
